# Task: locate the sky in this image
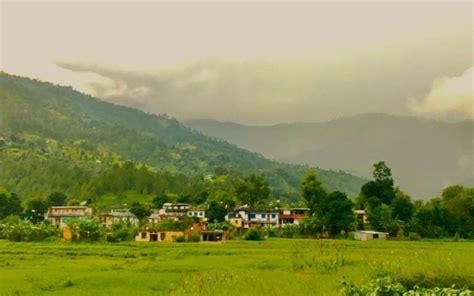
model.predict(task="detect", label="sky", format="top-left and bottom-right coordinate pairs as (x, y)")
top-left (1, 1), bottom-right (472, 125)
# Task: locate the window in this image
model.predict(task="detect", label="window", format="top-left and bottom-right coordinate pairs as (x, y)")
top-left (249, 213), bottom-right (256, 219)
top-left (261, 213), bottom-right (266, 218)
top-left (373, 234), bottom-right (379, 239)
top-left (141, 232), bottom-right (147, 239)
top-left (271, 214), bottom-right (276, 219)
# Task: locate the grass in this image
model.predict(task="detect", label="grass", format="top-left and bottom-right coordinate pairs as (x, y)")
top-left (0, 239), bottom-right (473, 295)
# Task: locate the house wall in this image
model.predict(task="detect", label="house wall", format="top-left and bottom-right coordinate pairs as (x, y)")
top-left (229, 218), bottom-right (243, 228)
top-left (354, 231), bottom-right (388, 241)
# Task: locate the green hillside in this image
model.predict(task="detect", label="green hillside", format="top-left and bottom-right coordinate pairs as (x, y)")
top-left (0, 72), bottom-right (366, 203)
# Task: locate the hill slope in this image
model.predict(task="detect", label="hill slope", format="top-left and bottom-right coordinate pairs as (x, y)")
top-left (0, 72), bottom-right (366, 201)
top-left (186, 114), bottom-right (473, 198)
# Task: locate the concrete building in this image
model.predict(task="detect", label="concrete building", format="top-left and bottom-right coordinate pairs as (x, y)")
top-left (159, 203), bottom-right (191, 217)
top-left (225, 208), bottom-right (279, 228)
top-left (45, 206), bottom-right (93, 228)
top-left (354, 230), bottom-right (389, 241)
top-left (278, 208), bottom-right (309, 226)
top-left (99, 208), bottom-right (138, 228)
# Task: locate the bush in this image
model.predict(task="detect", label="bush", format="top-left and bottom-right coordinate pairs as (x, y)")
top-left (175, 235), bottom-right (186, 243)
top-left (244, 228), bottom-right (264, 241)
top-left (407, 232), bottom-right (420, 241)
top-left (67, 219), bottom-right (102, 241)
top-left (281, 224), bottom-right (299, 238)
top-left (105, 222), bottom-right (138, 242)
top-left (188, 233), bottom-right (201, 242)
top-left (340, 276), bottom-right (473, 296)
top-left (0, 221), bottom-right (59, 242)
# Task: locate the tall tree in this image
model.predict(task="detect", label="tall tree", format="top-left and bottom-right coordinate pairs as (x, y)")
top-left (207, 200), bottom-right (227, 223)
top-left (391, 190), bottom-right (414, 222)
top-left (360, 161), bottom-right (396, 208)
top-left (0, 191), bottom-right (22, 219)
top-left (130, 202), bottom-right (150, 220)
top-left (26, 198), bottom-right (48, 224)
top-left (47, 192), bottom-right (67, 206)
top-left (300, 171), bottom-right (327, 217)
top-left (234, 174), bottom-right (270, 207)
top-left (323, 191), bottom-right (354, 235)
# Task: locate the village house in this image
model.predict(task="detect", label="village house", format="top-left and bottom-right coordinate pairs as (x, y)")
top-left (278, 208), bottom-right (309, 226)
top-left (201, 230), bottom-right (230, 242)
top-left (45, 206), bottom-right (93, 228)
top-left (186, 209), bottom-right (206, 220)
top-left (225, 208), bottom-right (279, 229)
top-left (353, 230), bottom-right (388, 241)
top-left (354, 210), bottom-right (370, 226)
top-left (99, 208), bottom-right (138, 228)
top-left (135, 230), bottom-right (186, 242)
top-left (159, 203), bottom-right (191, 217)
top-left (148, 210), bottom-right (162, 224)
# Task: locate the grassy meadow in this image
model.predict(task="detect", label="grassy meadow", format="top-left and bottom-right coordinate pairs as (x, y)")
top-left (0, 239), bottom-right (473, 295)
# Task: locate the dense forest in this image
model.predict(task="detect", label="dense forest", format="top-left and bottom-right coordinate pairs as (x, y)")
top-left (0, 72), bottom-right (365, 203)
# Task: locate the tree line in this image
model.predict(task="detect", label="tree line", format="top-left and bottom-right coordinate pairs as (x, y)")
top-left (0, 161), bottom-right (473, 239)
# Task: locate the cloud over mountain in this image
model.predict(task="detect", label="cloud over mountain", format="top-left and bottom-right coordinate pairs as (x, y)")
top-left (409, 67), bottom-right (473, 121)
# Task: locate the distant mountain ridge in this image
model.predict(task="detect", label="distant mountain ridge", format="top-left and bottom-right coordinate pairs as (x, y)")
top-left (186, 114), bottom-right (473, 198)
top-left (0, 72), bottom-right (366, 201)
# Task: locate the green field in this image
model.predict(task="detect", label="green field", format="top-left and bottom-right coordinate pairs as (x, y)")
top-left (0, 239), bottom-right (473, 295)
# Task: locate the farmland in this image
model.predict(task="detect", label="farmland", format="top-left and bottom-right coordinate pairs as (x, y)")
top-left (0, 239), bottom-right (473, 295)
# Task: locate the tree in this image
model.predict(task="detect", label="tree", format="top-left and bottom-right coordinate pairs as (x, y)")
top-left (207, 200), bottom-right (227, 223)
top-left (373, 161), bottom-right (394, 185)
top-left (47, 192), bottom-right (67, 206)
top-left (300, 171), bottom-right (327, 217)
top-left (323, 191), bottom-right (355, 235)
top-left (368, 204), bottom-right (400, 236)
top-left (359, 162), bottom-right (396, 209)
top-left (0, 191), bottom-right (22, 219)
top-left (26, 198), bottom-right (48, 224)
top-left (234, 174), bottom-right (270, 207)
top-left (130, 202), bottom-right (150, 220)
top-left (152, 194), bottom-right (168, 209)
top-left (67, 199), bottom-right (81, 206)
top-left (391, 191), bottom-right (414, 222)
top-left (440, 185), bottom-right (474, 237)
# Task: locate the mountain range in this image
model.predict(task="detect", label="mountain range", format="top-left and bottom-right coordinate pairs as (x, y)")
top-left (0, 72), bottom-right (366, 202)
top-left (186, 114), bottom-right (473, 198)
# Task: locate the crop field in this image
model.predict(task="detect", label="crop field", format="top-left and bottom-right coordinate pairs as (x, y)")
top-left (0, 239), bottom-right (473, 295)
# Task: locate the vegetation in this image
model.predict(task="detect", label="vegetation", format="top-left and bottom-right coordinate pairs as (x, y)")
top-left (0, 72), bottom-right (366, 204)
top-left (356, 162), bottom-right (474, 238)
top-left (0, 239), bottom-right (472, 295)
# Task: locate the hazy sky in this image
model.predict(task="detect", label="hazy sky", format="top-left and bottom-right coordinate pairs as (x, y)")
top-left (1, 1), bottom-right (472, 124)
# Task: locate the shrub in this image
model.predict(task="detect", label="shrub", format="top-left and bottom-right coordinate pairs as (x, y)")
top-left (188, 233), bottom-right (201, 242)
top-left (281, 224), bottom-right (299, 238)
top-left (407, 232), bottom-right (420, 241)
top-left (105, 222), bottom-right (138, 242)
top-left (175, 235), bottom-right (186, 243)
top-left (66, 219), bottom-right (102, 241)
top-left (243, 228), bottom-right (264, 241)
top-left (0, 221), bottom-right (59, 242)
top-left (340, 276), bottom-right (474, 296)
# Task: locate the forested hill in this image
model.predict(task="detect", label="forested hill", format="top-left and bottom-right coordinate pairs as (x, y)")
top-left (186, 115), bottom-right (473, 199)
top-left (0, 72), bottom-right (365, 202)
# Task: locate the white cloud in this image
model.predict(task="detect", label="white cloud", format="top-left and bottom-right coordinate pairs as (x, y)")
top-left (409, 67), bottom-right (473, 121)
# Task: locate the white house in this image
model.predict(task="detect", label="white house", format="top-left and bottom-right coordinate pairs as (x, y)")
top-left (186, 209), bottom-right (206, 219)
top-left (225, 208), bottom-right (279, 228)
top-left (278, 208), bottom-right (309, 226)
top-left (354, 230), bottom-right (389, 241)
